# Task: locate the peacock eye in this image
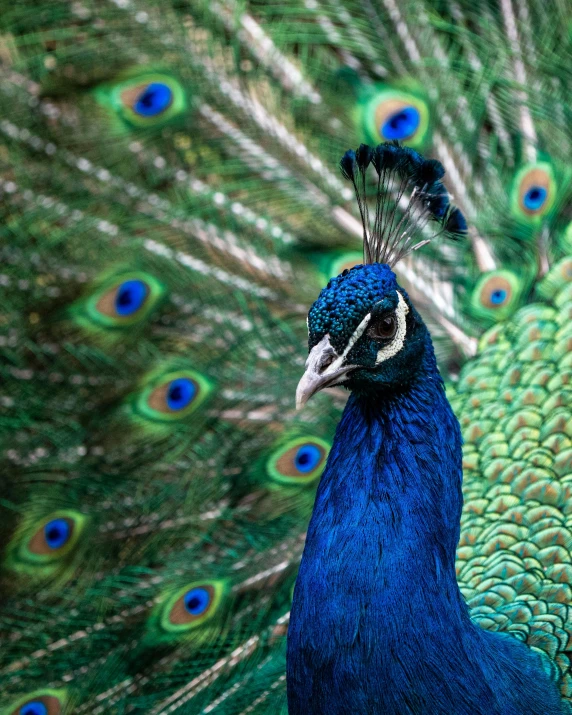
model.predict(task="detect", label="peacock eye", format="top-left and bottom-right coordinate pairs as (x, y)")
top-left (467, 270), bottom-right (524, 325)
top-left (8, 692), bottom-right (64, 715)
top-left (5, 510), bottom-right (87, 579)
top-left (360, 87), bottom-right (430, 148)
top-left (479, 276), bottom-right (512, 309)
top-left (522, 185), bottom-right (547, 212)
top-left (368, 314), bottom-right (397, 341)
top-left (75, 272), bottom-right (165, 329)
top-left (266, 437), bottom-right (330, 485)
top-left (94, 73), bottom-right (187, 129)
top-left (155, 580), bottom-right (227, 636)
top-left (26, 513), bottom-right (83, 560)
top-left (512, 162), bottom-right (556, 223)
top-left (113, 279), bottom-right (149, 316)
top-left (133, 368), bottom-right (213, 422)
top-left (42, 519), bottom-right (71, 550)
top-left (380, 105), bottom-right (420, 141)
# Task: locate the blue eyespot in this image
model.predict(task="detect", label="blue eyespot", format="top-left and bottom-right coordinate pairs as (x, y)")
top-left (44, 519), bottom-right (71, 550)
top-left (523, 185), bottom-right (547, 211)
top-left (294, 444), bottom-right (322, 473)
top-left (166, 378), bottom-right (196, 411)
top-left (114, 280), bottom-right (148, 316)
top-left (489, 289), bottom-right (507, 305)
top-left (20, 702), bottom-right (48, 715)
top-left (134, 83), bottom-right (173, 117)
top-left (184, 587), bottom-right (211, 616)
top-left (381, 107), bottom-right (420, 141)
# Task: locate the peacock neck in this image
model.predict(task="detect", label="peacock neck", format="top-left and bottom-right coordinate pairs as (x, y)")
top-left (288, 339), bottom-right (472, 710)
top-left (308, 340), bottom-right (465, 612)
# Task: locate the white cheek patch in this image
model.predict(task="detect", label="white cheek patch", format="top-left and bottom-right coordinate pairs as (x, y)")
top-left (375, 291), bottom-right (409, 365)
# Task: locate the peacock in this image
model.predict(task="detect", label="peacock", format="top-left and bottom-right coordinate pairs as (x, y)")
top-left (0, 0), bottom-right (571, 713)
top-left (288, 143), bottom-right (570, 714)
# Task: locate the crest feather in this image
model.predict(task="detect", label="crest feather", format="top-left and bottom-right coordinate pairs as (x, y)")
top-left (340, 142), bottom-right (467, 267)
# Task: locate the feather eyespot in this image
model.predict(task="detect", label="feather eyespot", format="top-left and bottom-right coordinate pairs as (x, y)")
top-left (95, 278), bottom-right (150, 322)
top-left (78, 272), bottom-right (165, 329)
top-left (518, 170), bottom-right (552, 215)
top-left (512, 163), bottom-right (556, 222)
top-left (112, 279), bottom-right (149, 316)
top-left (134, 369), bottom-right (213, 422)
top-left (266, 437), bottom-right (330, 485)
top-left (25, 513), bottom-right (84, 562)
top-left (368, 314), bottom-right (397, 341)
top-left (479, 277), bottom-right (512, 309)
top-left (294, 444), bottom-right (322, 473)
top-left (5, 512), bottom-right (86, 577)
top-left (361, 88), bottom-right (430, 148)
top-left (29, 518), bottom-right (73, 558)
top-left (165, 378), bottom-right (196, 411)
top-left (8, 691), bottom-right (65, 715)
top-left (147, 375), bottom-right (198, 415)
top-left (522, 185), bottom-right (547, 212)
top-left (95, 73), bottom-right (187, 128)
top-left (169, 586), bottom-right (214, 625)
top-left (158, 581), bottom-right (225, 633)
top-left (468, 271), bottom-right (524, 324)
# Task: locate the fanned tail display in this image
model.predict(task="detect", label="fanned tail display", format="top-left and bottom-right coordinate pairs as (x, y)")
top-left (0, 1), bottom-right (571, 712)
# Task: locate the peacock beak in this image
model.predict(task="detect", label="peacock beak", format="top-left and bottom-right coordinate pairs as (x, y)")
top-left (296, 334), bottom-right (355, 409)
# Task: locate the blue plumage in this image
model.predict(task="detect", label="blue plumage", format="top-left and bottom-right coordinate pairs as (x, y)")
top-left (288, 148), bottom-right (569, 712)
top-left (289, 263), bottom-right (567, 713)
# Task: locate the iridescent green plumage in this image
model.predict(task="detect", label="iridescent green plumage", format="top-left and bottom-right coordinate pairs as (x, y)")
top-left (0, 0), bottom-right (571, 712)
top-left (450, 278), bottom-right (572, 698)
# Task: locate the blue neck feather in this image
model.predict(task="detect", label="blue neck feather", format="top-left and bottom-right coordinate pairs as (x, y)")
top-left (287, 336), bottom-right (566, 715)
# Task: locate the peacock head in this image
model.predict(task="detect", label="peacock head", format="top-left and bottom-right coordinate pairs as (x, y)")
top-left (297, 142), bottom-right (466, 408)
top-left (297, 263), bottom-right (428, 406)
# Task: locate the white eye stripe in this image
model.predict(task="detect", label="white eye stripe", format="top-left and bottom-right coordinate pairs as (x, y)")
top-left (326, 311), bottom-right (371, 374)
top-left (340, 311), bottom-right (372, 361)
top-left (375, 292), bottom-right (409, 365)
